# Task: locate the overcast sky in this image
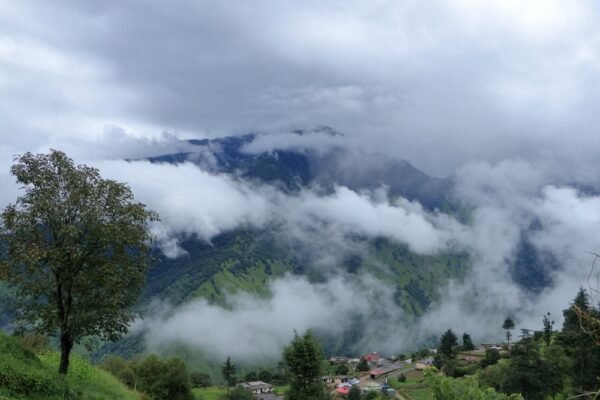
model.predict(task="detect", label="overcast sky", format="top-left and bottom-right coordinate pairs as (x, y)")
top-left (2, 0), bottom-right (600, 176)
top-left (3, 0), bottom-right (600, 356)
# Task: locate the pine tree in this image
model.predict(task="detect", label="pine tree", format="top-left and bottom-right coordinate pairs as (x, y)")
top-left (462, 333), bottom-right (475, 351)
top-left (283, 331), bottom-right (328, 400)
top-left (222, 357), bottom-right (237, 393)
top-left (356, 357), bottom-right (370, 372)
top-left (542, 312), bottom-right (554, 346)
top-left (502, 318), bottom-right (515, 351)
top-left (558, 288), bottom-right (600, 391)
top-left (439, 329), bottom-right (458, 358)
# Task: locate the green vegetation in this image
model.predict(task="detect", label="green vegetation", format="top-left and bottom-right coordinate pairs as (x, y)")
top-left (0, 150), bottom-right (158, 374)
top-left (0, 331), bottom-right (139, 400)
top-left (362, 239), bottom-right (469, 316)
top-left (221, 357), bottom-right (236, 392)
top-left (502, 318), bottom-right (515, 352)
top-left (192, 387), bottom-right (226, 400)
top-left (283, 331), bottom-right (328, 400)
top-left (356, 357), bottom-right (370, 371)
top-left (462, 333), bottom-right (475, 351)
top-left (425, 368), bottom-right (523, 400)
top-left (438, 329), bottom-right (458, 358)
top-left (423, 287), bottom-right (600, 399)
top-left (134, 354), bottom-right (194, 400)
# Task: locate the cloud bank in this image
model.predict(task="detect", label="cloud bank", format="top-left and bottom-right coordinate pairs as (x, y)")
top-left (139, 274), bottom-right (407, 361)
top-left (3, 1), bottom-right (600, 175)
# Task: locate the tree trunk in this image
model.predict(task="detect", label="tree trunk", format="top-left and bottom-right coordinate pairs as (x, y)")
top-left (58, 331), bottom-right (73, 374)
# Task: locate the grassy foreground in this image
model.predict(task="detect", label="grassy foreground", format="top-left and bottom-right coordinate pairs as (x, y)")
top-left (0, 331), bottom-right (139, 400)
top-left (192, 387), bottom-right (227, 400)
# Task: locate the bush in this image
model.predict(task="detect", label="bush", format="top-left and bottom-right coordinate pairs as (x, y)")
top-left (101, 355), bottom-right (137, 388)
top-left (190, 371), bottom-right (212, 388)
top-left (220, 387), bottom-right (254, 400)
top-left (135, 354), bottom-right (193, 400)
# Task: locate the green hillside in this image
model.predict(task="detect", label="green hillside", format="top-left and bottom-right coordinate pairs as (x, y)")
top-left (2, 228), bottom-right (468, 363)
top-left (146, 231), bottom-right (468, 312)
top-left (363, 238), bottom-right (468, 316)
top-left (0, 331), bottom-right (140, 400)
top-left (144, 230), bottom-right (300, 306)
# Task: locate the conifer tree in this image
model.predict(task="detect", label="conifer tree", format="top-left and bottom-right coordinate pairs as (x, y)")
top-left (222, 357), bottom-right (237, 393)
top-left (283, 331), bottom-right (328, 400)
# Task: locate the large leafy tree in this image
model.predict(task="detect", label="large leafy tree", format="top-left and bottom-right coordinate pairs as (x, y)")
top-left (283, 330), bottom-right (329, 400)
top-left (0, 150), bottom-right (158, 374)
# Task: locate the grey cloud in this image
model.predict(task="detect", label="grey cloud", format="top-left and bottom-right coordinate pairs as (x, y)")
top-left (418, 161), bottom-right (600, 342)
top-left (138, 274), bottom-right (407, 361)
top-left (93, 159), bottom-right (463, 257)
top-left (4, 1), bottom-right (600, 176)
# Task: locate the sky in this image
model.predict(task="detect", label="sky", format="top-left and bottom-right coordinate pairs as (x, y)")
top-left (2, 0), bottom-right (600, 359)
top-left (2, 0), bottom-right (600, 175)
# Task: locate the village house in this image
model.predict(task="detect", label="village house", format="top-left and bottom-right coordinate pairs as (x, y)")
top-left (369, 364), bottom-right (401, 380)
top-left (237, 381), bottom-right (274, 395)
top-left (480, 343), bottom-right (502, 350)
top-left (362, 352), bottom-right (381, 363)
top-left (330, 356), bottom-right (350, 364)
top-left (415, 357), bottom-right (434, 370)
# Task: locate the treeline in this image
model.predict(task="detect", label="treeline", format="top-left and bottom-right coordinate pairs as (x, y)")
top-left (100, 353), bottom-right (289, 400)
top-left (428, 287), bottom-right (600, 399)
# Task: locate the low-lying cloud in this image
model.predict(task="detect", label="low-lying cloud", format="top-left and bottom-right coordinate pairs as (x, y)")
top-left (132, 157), bottom-right (600, 356)
top-left (138, 274), bottom-right (407, 361)
top-left (93, 159), bottom-right (464, 257)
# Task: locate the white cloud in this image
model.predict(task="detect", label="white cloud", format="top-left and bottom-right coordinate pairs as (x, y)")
top-left (93, 160), bottom-right (274, 256)
top-left (139, 274), bottom-right (407, 360)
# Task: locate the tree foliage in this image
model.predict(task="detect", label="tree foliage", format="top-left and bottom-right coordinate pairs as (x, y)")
top-left (283, 331), bottom-right (329, 400)
top-left (222, 357), bottom-right (237, 390)
top-left (348, 384), bottom-right (362, 400)
top-left (462, 333), bottom-right (475, 351)
top-left (134, 354), bottom-right (194, 400)
top-left (190, 371), bottom-right (212, 388)
top-left (356, 357), bottom-right (370, 372)
top-left (0, 150), bottom-right (158, 374)
top-left (556, 288), bottom-right (600, 391)
top-left (220, 387), bottom-right (254, 400)
top-left (502, 318), bottom-right (515, 350)
top-left (542, 312), bottom-right (554, 346)
top-left (439, 329), bottom-right (458, 358)
top-left (425, 367), bottom-right (523, 400)
top-left (335, 363), bottom-right (349, 375)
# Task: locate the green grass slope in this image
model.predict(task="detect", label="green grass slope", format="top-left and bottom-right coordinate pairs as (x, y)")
top-left (363, 238), bottom-right (468, 316)
top-left (0, 331), bottom-right (140, 400)
top-left (146, 231), bottom-right (468, 312)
